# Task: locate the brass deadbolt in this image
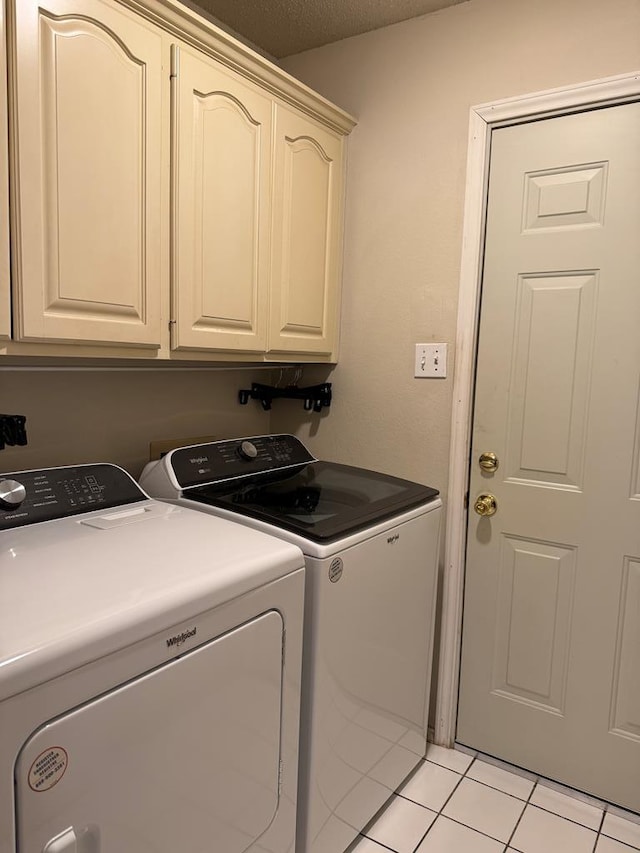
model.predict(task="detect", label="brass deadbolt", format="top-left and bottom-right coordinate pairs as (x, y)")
top-left (479, 451), bottom-right (499, 472)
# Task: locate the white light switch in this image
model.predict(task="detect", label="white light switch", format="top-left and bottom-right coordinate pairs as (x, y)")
top-left (414, 343), bottom-right (447, 378)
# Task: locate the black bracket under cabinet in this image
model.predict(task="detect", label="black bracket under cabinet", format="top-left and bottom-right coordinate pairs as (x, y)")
top-left (238, 382), bottom-right (332, 413)
top-left (0, 414), bottom-right (28, 450)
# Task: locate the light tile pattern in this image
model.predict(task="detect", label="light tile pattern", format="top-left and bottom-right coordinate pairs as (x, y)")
top-left (424, 742), bottom-right (474, 773)
top-left (348, 838), bottom-right (391, 853)
top-left (364, 795), bottom-right (436, 853)
top-left (467, 759), bottom-right (536, 801)
top-left (511, 805), bottom-right (597, 852)
top-left (531, 783), bottom-right (603, 830)
top-left (443, 778), bottom-right (526, 842)
top-left (596, 838), bottom-right (640, 853)
top-left (398, 760), bottom-right (461, 811)
top-left (416, 815), bottom-right (503, 852)
top-left (348, 747), bottom-right (640, 853)
top-left (602, 813), bottom-right (640, 848)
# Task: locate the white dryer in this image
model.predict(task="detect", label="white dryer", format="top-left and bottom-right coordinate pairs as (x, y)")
top-left (0, 463), bottom-right (305, 853)
top-left (141, 435), bottom-right (442, 853)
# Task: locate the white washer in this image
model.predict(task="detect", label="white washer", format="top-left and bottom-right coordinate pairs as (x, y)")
top-left (0, 463), bottom-right (305, 853)
top-left (140, 435), bottom-right (442, 853)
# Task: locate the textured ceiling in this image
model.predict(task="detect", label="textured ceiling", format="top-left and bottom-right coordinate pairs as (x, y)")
top-left (186, 0), bottom-right (468, 58)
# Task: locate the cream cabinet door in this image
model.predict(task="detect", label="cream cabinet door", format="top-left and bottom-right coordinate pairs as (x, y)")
top-left (171, 46), bottom-right (271, 352)
top-left (270, 106), bottom-right (344, 358)
top-left (11, 0), bottom-right (164, 347)
top-left (0, 1), bottom-right (10, 340)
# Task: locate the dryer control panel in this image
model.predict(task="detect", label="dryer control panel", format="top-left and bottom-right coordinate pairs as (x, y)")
top-left (0, 464), bottom-right (145, 529)
top-left (171, 435), bottom-right (316, 489)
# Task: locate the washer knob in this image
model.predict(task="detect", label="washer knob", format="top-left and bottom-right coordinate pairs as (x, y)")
top-left (238, 440), bottom-right (258, 461)
top-left (0, 479), bottom-right (27, 510)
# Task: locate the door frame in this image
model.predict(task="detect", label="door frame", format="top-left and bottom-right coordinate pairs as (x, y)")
top-left (434, 70), bottom-right (640, 747)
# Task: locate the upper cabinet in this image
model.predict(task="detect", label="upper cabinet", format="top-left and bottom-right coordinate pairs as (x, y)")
top-left (269, 106), bottom-right (344, 357)
top-left (5, 0), bottom-right (355, 361)
top-left (171, 45), bottom-right (271, 354)
top-left (0, 1), bottom-right (10, 340)
top-left (10, 0), bottom-right (165, 349)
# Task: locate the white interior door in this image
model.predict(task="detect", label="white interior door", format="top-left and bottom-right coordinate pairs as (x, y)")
top-left (15, 611), bottom-right (284, 852)
top-left (457, 103), bottom-right (640, 812)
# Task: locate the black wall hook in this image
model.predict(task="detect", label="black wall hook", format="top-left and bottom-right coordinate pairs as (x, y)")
top-left (238, 382), bottom-right (332, 413)
top-left (0, 414), bottom-right (28, 450)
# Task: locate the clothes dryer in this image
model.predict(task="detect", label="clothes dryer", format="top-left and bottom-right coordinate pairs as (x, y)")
top-left (140, 435), bottom-right (442, 853)
top-left (0, 463), bottom-right (305, 853)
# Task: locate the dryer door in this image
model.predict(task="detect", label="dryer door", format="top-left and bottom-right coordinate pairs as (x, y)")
top-left (15, 610), bottom-right (284, 852)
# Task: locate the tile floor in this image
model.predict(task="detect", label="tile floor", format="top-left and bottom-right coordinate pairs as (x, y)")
top-left (347, 745), bottom-right (640, 853)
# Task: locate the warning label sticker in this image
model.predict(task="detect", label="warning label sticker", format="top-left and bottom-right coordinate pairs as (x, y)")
top-left (28, 747), bottom-right (68, 792)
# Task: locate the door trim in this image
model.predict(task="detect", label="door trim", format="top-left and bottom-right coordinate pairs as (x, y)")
top-left (434, 70), bottom-right (640, 747)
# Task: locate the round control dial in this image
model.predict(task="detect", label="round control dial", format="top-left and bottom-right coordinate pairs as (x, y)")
top-left (0, 479), bottom-right (27, 510)
top-left (237, 440), bottom-right (258, 461)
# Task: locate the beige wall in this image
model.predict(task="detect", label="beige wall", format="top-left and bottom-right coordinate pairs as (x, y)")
top-left (4, 0), bottom-right (639, 493)
top-left (279, 0), bottom-right (640, 509)
top-left (0, 368), bottom-right (273, 478)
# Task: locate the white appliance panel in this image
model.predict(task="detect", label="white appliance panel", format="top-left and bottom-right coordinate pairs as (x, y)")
top-left (16, 611), bottom-right (284, 853)
top-left (138, 439), bottom-right (443, 853)
top-left (175, 497), bottom-right (437, 559)
top-left (1, 569), bottom-right (304, 853)
top-left (298, 508), bottom-right (441, 852)
top-left (0, 500), bottom-right (302, 702)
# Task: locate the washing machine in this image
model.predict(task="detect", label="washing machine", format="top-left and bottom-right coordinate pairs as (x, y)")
top-left (0, 462), bottom-right (305, 853)
top-left (140, 434), bottom-right (442, 853)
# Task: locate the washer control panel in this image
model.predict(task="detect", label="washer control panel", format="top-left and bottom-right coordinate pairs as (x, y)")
top-left (171, 434), bottom-right (316, 489)
top-left (0, 464), bottom-right (145, 529)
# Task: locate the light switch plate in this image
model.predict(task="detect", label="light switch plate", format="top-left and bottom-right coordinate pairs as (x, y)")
top-left (414, 343), bottom-right (447, 378)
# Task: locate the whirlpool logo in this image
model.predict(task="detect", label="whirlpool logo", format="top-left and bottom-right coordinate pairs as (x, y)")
top-left (387, 533), bottom-right (400, 544)
top-left (166, 627), bottom-right (197, 648)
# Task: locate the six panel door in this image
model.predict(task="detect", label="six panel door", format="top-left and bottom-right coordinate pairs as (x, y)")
top-left (457, 103), bottom-right (640, 812)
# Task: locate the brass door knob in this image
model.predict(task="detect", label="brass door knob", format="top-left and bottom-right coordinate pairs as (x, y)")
top-left (474, 493), bottom-right (497, 517)
top-left (479, 451), bottom-right (499, 472)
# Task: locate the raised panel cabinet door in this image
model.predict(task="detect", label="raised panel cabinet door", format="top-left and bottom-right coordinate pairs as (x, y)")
top-left (0, 1), bottom-right (10, 340)
top-left (270, 106), bottom-right (345, 358)
top-left (171, 46), bottom-right (271, 352)
top-left (11, 0), bottom-right (164, 347)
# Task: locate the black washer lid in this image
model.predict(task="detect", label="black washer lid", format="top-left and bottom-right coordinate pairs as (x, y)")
top-left (186, 460), bottom-right (439, 543)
